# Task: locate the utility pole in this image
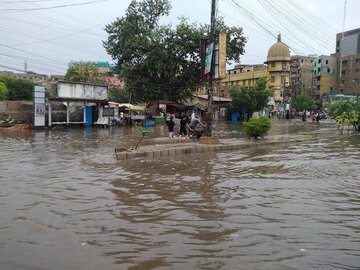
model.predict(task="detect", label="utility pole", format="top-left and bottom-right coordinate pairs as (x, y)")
top-left (206, 0), bottom-right (217, 135)
top-left (339, 0), bottom-right (347, 92)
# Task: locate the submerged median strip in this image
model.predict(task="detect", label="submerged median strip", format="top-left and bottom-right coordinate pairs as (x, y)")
top-left (114, 135), bottom-right (314, 160)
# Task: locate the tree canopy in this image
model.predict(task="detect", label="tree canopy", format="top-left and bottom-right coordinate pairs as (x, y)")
top-left (0, 76), bottom-right (34, 100)
top-left (64, 61), bottom-right (102, 83)
top-left (0, 82), bottom-right (9, 100)
top-left (103, 0), bottom-right (246, 103)
top-left (228, 77), bottom-right (272, 120)
top-left (291, 95), bottom-right (316, 112)
top-left (329, 97), bottom-right (360, 132)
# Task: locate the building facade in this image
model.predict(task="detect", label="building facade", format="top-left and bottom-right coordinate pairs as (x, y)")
top-left (290, 55), bottom-right (315, 97)
top-left (200, 34), bottom-right (291, 106)
top-left (312, 55), bottom-right (337, 101)
top-left (264, 34), bottom-right (291, 103)
top-left (336, 27), bottom-right (360, 95)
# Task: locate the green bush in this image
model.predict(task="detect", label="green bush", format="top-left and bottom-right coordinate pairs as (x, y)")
top-left (0, 76), bottom-right (34, 100)
top-left (242, 117), bottom-right (271, 139)
top-left (0, 82), bottom-right (9, 100)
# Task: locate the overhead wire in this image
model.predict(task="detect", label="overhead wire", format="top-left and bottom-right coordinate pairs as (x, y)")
top-left (0, 0), bottom-right (113, 73)
top-left (0, 0), bottom-right (109, 12)
top-left (259, 0), bottom-right (334, 50)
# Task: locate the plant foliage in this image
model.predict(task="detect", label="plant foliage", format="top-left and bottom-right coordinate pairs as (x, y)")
top-left (228, 77), bottom-right (272, 120)
top-left (0, 76), bottom-right (34, 100)
top-left (103, 0), bottom-right (246, 103)
top-left (242, 117), bottom-right (271, 139)
top-left (64, 61), bottom-right (102, 83)
top-left (134, 126), bottom-right (152, 150)
top-left (0, 82), bottom-right (9, 100)
top-left (291, 95), bottom-right (316, 112)
top-left (329, 97), bottom-right (360, 132)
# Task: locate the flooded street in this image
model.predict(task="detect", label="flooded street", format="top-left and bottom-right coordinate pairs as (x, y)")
top-left (0, 120), bottom-right (359, 270)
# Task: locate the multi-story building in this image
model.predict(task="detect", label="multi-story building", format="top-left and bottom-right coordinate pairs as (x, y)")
top-left (312, 55), bottom-right (337, 101)
top-left (264, 34), bottom-right (291, 103)
top-left (290, 55), bottom-right (315, 97)
top-left (202, 34), bottom-right (291, 105)
top-left (336, 27), bottom-right (360, 95)
top-left (214, 64), bottom-right (268, 98)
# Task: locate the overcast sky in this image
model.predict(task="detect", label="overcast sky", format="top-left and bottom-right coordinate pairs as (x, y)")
top-left (0, 0), bottom-right (358, 75)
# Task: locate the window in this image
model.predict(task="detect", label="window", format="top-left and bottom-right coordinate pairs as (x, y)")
top-left (342, 70), bottom-right (346, 74)
top-left (326, 60), bottom-right (329, 64)
top-left (356, 59), bottom-right (360, 65)
top-left (355, 68), bottom-right (360, 72)
top-left (327, 68), bottom-right (330, 73)
top-left (318, 59), bottom-right (321, 64)
top-left (271, 76), bottom-right (275, 82)
top-left (271, 62), bottom-right (275, 67)
top-left (234, 70), bottom-right (237, 74)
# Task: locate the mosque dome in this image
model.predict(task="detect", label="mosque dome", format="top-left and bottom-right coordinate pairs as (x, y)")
top-left (266, 34), bottom-right (290, 63)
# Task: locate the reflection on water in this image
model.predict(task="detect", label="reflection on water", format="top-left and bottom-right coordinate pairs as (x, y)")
top-left (0, 122), bottom-right (359, 270)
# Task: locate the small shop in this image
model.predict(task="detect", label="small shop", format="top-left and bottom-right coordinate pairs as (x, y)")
top-left (48, 81), bottom-right (108, 127)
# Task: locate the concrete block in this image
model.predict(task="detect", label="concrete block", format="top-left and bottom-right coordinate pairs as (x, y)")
top-left (199, 136), bottom-right (219, 144)
top-left (168, 148), bottom-right (176, 156)
top-left (161, 149), bottom-right (169, 157)
top-left (116, 152), bottom-right (127, 160)
top-left (153, 150), bottom-right (161, 158)
top-left (145, 151), bottom-right (154, 158)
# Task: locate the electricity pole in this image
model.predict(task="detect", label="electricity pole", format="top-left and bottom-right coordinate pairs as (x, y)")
top-left (206, 0), bottom-right (217, 135)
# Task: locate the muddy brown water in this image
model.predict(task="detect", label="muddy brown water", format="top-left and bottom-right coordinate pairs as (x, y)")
top-left (0, 120), bottom-right (359, 269)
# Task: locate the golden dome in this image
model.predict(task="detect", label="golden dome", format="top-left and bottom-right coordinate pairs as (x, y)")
top-left (266, 34), bottom-right (290, 63)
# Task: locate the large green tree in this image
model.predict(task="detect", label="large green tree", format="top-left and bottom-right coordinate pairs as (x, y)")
top-left (228, 77), bottom-right (272, 120)
top-left (0, 76), bottom-right (34, 100)
top-left (291, 95), bottom-right (316, 112)
top-left (103, 0), bottom-right (246, 102)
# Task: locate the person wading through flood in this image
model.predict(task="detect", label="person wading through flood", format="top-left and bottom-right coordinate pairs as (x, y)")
top-left (179, 115), bottom-right (189, 139)
top-left (166, 116), bottom-right (176, 139)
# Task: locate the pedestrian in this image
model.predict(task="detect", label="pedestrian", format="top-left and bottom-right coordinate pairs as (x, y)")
top-left (179, 115), bottom-right (188, 138)
top-left (302, 110), bottom-right (306, 122)
top-left (311, 112), bottom-right (316, 122)
top-left (166, 116), bottom-right (175, 139)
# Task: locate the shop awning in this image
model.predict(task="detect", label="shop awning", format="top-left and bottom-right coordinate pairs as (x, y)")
top-left (118, 103), bottom-right (145, 111)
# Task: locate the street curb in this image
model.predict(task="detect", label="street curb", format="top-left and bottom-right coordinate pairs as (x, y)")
top-left (115, 137), bottom-right (311, 160)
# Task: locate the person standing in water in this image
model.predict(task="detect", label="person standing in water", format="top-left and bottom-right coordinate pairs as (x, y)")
top-left (166, 116), bottom-right (175, 139)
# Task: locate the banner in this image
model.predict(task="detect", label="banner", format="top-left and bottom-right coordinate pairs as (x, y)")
top-left (204, 42), bottom-right (214, 74)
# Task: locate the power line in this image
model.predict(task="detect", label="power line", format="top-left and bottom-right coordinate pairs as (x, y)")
top-left (0, 0), bottom-right (108, 12)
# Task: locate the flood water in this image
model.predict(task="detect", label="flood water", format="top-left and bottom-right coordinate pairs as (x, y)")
top-left (0, 120), bottom-right (359, 270)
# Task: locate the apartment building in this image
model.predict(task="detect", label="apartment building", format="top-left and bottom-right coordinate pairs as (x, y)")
top-left (312, 55), bottom-right (337, 100)
top-left (336, 27), bottom-right (360, 95)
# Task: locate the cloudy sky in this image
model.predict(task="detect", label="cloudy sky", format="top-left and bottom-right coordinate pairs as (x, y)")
top-left (0, 0), bottom-right (358, 75)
